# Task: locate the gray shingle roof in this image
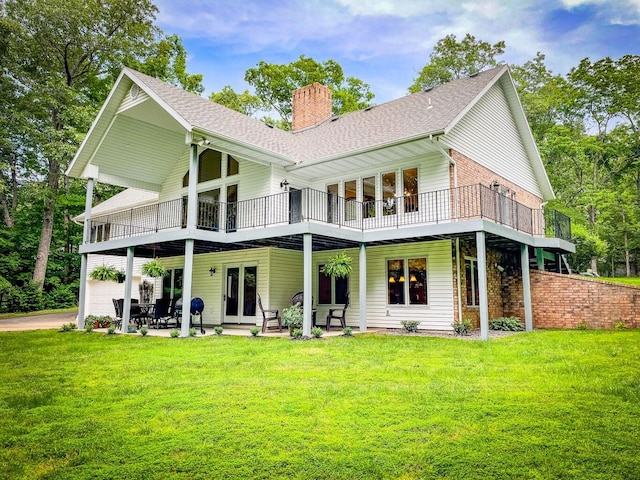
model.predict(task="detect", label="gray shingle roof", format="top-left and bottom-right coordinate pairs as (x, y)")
top-left (125, 65), bottom-right (507, 165)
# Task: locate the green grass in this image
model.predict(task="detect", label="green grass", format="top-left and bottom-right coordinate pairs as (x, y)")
top-left (0, 307), bottom-right (78, 320)
top-left (0, 330), bottom-right (638, 479)
top-left (598, 277), bottom-right (640, 287)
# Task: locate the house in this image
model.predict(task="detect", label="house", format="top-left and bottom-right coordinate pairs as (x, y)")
top-left (67, 65), bottom-right (574, 339)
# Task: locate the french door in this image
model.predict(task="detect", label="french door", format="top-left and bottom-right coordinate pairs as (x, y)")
top-left (223, 265), bottom-right (257, 324)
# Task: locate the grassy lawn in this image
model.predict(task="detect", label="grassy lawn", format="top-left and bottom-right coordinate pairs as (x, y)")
top-left (598, 277), bottom-right (640, 287)
top-left (0, 330), bottom-right (638, 479)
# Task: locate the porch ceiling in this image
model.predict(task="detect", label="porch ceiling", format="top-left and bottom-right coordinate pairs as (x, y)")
top-left (286, 137), bottom-right (441, 180)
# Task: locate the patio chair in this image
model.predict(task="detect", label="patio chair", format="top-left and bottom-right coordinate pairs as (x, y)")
top-left (326, 293), bottom-right (349, 331)
top-left (291, 291), bottom-right (317, 326)
top-left (111, 298), bottom-right (122, 329)
top-left (149, 298), bottom-right (171, 329)
top-left (258, 293), bottom-right (282, 333)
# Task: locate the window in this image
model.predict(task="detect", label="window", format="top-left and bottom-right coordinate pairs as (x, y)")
top-left (318, 265), bottom-right (349, 305)
top-left (403, 167), bottom-right (418, 213)
top-left (327, 183), bottom-right (339, 224)
top-left (163, 268), bottom-right (183, 300)
top-left (345, 179), bottom-right (357, 221)
top-left (387, 257), bottom-right (427, 305)
top-left (382, 171), bottom-right (396, 215)
top-left (465, 257), bottom-right (479, 306)
top-left (227, 155), bottom-right (239, 176)
top-left (362, 176), bottom-right (376, 219)
top-left (197, 189), bottom-right (220, 230)
top-left (183, 149), bottom-right (222, 187)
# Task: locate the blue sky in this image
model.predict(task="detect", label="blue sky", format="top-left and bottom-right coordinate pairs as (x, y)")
top-left (154, 0), bottom-right (640, 104)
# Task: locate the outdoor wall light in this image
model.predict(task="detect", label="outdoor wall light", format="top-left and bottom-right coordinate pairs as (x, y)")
top-left (209, 267), bottom-right (216, 276)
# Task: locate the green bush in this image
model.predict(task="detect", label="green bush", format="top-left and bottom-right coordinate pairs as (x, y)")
top-left (292, 328), bottom-right (303, 339)
top-left (401, 320), bottom-right (420, 333)
top-left (189, 327), bottom-right (197, 337)
top-left (7, 281), bottom-right (44, 312)
top-left (489, 317), bottom-right (524, 331)
top-left (343, 326), bottom-right (353, 336)
top-left (60, 322), bottom-right (76, 332)
top-left (214, 326), bottom-right (223, 335)
top-left (44, 284), bottom-right (76, 309)
top-left (310, 327), bottom-right (323, 338)
top-left (140, 327), bottom-right (148, 336)
top-left (107, 325), bottom-right (116, 334)
top-left (614, 321), bottom-right (627, 330)
top-left (170, 329), bottom-right (180, 338)
top-left (84, 322), bottom-right (94, 333)
top-left (249, 327), bottom-right (260, 337)
top-left (452, 318), bottom-right (473, 336)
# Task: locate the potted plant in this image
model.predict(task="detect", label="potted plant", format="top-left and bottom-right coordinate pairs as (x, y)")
top-left (89, 265), bottom-right (125, 282)
top-left (282, 302), bottom-right (303, 336)
top-left (321, 251), bottom-right (353, 279)
top-left (141, 258), bottom-right (168, 278)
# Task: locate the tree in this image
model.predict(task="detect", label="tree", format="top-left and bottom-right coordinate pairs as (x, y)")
top-left (209, 86), bottom-right (265, 116)
top-left (242, 55), bottom-right (375, 129)
top-left (409, 34), bottom-right (505, 92)
top-left (4, 0), bottom-right (159, 289)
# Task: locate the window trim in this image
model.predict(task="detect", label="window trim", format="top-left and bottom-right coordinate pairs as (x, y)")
top-left (386, 256), bottom-right (428, 307)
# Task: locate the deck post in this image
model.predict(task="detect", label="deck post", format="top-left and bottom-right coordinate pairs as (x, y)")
top-left (77, 177), bottom-right (94, 328)
top-left (122, 246), bottom-right (135, 333)
top-left (359, 242), bottom-right (366, 332)
top-left (476, 231), bottom-right (489, 341)
top-left (181, 143), bottom-right (199, 337)
top-left (303, 233), bottom-right (312, 337)
top-left (181, 239), bottom-right (194, 337)
top-left (521, 244), bottom-right (533, 332)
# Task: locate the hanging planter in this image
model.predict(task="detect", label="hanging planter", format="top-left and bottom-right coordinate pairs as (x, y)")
top-left (321, 251), bottom-right (353, 279)
top-left (89, 265), bottom-right (125, 282)
top-left (141, 258), bottom-right (168, 278)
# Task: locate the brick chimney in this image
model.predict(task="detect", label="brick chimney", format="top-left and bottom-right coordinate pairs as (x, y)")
top-left (291, 83), bottom-right (332, 131)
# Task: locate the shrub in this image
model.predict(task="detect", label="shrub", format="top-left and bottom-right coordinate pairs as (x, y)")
top-left (453, 318), bottom-right (473, 336)
top-left (282, 303), bottom-right (303, 330)
top-left (44, 284), bottom-right (77, 309)
top-left (214, 326), bottom-right (223, 335)
top-left (60, 322), bottom-right (76, 332)
top-left (140, 327), bottom-right (148, 336)
top-left (84, 323), bottom-right (94, 333)
top-left (189, 327), bottom-right (197, 337)
top-left (343, 326), bottom-right (353, 336)
top-left (107, 325), bottom-right (116, 334)
top-left (576, 321), bottom-right (588, 330)
top-left (7, 281), bottom-right (44, 313)
top-left (310, 327), bottom-right (323, 338)
top-left (401, 320), bottom-right (420, 333)
top-left (292, 328), bottom-right (303, 339)
top-left (170, 329), bottom-right (179, 338)
top-left (250, 327), bottom-right (260, 337)
top-left (614, 321), bottom-right (627, 330)
top-left (489, 317), bottom-right (524, 331)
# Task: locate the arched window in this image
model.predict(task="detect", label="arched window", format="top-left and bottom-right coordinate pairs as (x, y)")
top-left (183, 149), bottom-right (222, 187)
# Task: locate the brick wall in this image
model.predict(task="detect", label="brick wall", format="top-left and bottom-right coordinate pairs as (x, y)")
top-left (291, 83), bottom-right (332, 131)
top-left (450, 149), bottom-right (543, 210)
top-left (531, 271), bottom-right (640, 329)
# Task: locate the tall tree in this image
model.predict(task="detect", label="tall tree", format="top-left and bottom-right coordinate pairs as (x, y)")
top-left (209, 86), bottom-right (265, 116)
top-left (409, 33), bottom-right (505, 92)
top-left (5, 0), bottom-right (159, 288)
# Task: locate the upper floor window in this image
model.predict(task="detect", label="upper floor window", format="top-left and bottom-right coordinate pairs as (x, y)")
top-left (228, 155), bottom-right (239, 176)
top-left (403, 167), bottom-right (418, 213)
top-left (382, 171), bottom-right (396, 215)
top-left (183, 149), bottom-right (223, 187)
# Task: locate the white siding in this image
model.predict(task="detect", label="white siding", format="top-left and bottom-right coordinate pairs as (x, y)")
top-left (444, 83), bottom-right (542, 197)
top-left (117, 87), bottom-right (150, 112)
top-left (268, 248), bottom-right (304, 311)
top-left (365, 240), bottom-right (454, 330)
top-left (84, 254), bottom-right (148, 317)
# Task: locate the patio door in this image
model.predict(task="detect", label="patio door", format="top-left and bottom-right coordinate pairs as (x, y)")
top-left (223, 265), bottom-right (257, 324)
top-left (289, 188), bottom-right (302, 224)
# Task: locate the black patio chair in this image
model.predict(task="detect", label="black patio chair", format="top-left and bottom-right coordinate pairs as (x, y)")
top-left (326, 293), bottom-right (349, 331)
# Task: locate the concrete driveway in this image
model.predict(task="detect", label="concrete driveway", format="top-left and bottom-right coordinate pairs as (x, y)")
top-left (0, 311), bottom-right (77, 331)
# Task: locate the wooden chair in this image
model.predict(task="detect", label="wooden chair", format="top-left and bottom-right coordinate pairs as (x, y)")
top-left (258, 294), bottom-right (282, 333)
top-left (326, 293), bottom-right (349, 331)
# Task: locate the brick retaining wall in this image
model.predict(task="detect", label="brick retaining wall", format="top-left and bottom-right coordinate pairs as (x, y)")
top-left (531, 270), bottom-right (640, 329)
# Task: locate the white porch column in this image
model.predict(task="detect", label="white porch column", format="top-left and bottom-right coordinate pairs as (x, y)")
top-left (303, 233), bottom-right (312, 337)
top-left (476, 231), bottom-right (489, 341)
top-left (521, 244), bottom-right (533, 332)
top-left (77, 177), bottom-right (94, 328)
top-left (181, 239), bottom-right (195, 337)
top-left (121, 246), bottom-right (135, 333)
top-left (359, 242), bottom-right (367, 332)
top-left (181, 143), bottom-right (199, 336)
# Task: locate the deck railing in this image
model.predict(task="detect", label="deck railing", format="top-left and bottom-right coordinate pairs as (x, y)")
top-left (88, 184), bottom-right (572, 243)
